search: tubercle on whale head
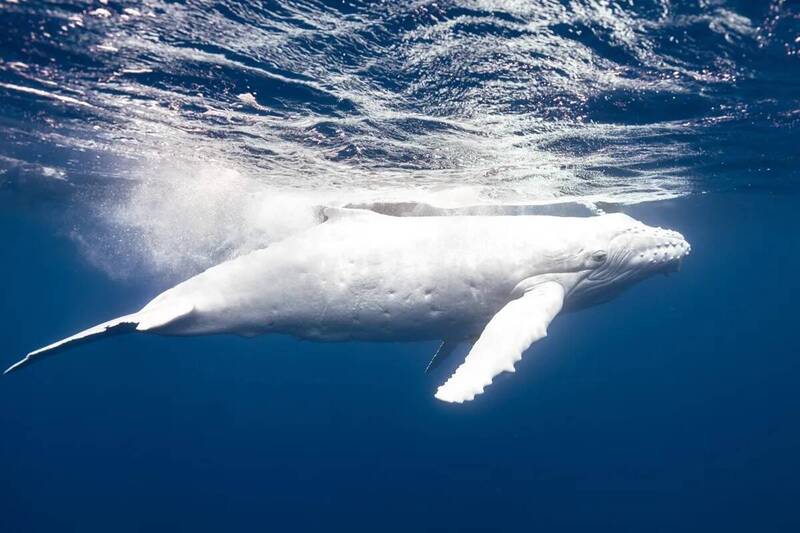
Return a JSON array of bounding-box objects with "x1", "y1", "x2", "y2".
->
[
  {"x1": 605, "y1": 220, "x2": 690, "y2": 273},
  {"x1": 565, "y1": 214, "x2": 691, "y2": 307},
  {"x1": 629, "y1": 227, "x2": 691, "y2": 273}
]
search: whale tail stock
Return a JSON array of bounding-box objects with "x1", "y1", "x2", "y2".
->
[{"x1": 4, "y1": 301, "x2": 194, "y2": 375}]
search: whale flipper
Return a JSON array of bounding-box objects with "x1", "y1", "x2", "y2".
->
[
  {"x1": 4, "y1": 301, "x2": 194, "y2": 374},
  {"x1": 434, "y1": 281, "x2": 564, "y2": 403}
]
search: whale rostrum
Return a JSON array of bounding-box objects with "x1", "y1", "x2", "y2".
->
[{"x1": 5, "y1": 208, "x2": 691, "y2": 403}]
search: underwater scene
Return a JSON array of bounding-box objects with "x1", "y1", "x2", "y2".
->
[{"x1": 1, "y1": 0, "x2": 799, "y2": 531}]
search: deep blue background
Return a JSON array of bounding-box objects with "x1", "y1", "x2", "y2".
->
[{"x1": 2, "y1": 192, "x2": 799, "y2": 532}]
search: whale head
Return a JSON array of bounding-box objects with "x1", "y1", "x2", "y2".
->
[{"x1": 566, "y1": 213, "x2": 691, "y2": 308}]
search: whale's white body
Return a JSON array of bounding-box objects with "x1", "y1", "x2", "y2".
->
[
  {"x1": 7, "y1": 209, "x2": 691, "y2": 403},
  {"x1": 155, "y1": 211, "x2": 584, "y2": 340}
]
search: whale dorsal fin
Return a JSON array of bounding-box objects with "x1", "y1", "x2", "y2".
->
[
  {"x1": 434, "y1": 281, "x2": 565, "y2": 403},
  {"x1": 322, "y1": 207, "x2": 381, "y2": 223}
]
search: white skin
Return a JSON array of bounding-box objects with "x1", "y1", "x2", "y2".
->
[{"x1": 6, "y1": 209, "x2": 690, "y2": 403}]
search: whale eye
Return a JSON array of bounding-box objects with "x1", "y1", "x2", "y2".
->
[{"x1": 592, "y1": 250, "x2": 607, "y2": 264}]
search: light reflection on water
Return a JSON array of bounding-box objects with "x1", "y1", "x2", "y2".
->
[{"x1": 0, "y1": 0, "x2": 798, "y2": 275}]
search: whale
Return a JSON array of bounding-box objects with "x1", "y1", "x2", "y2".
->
[{"x1": 4, "y1": 208, "x2": 690, "y2": 403}]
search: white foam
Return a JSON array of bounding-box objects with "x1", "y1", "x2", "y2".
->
[
  {"x1": 99, "y1": 162, "x2": 322, "y2": 276},
  {"x1": 0, "y1": 82, "x2": 95, "y2": 108}
]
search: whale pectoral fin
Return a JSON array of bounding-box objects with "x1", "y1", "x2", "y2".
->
[
  {"x1": 434, "y1": 281, "x2": 565, "y2": 404},
  {"x1": 425, "y1": 340, "x2": 459, "y2": 375}
]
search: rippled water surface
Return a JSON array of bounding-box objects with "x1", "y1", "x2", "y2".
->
[{"x1": 2, "y1": 0, "x2": 799, "y2": 275}]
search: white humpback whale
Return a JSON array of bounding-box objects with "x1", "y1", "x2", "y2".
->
[{"x1": 5, "y1": 209, "x2": 690, "y2": 403}]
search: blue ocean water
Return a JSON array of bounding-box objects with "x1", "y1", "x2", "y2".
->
[{"x1": 1, "y1": 1, "x2": 799, "y2": 531}]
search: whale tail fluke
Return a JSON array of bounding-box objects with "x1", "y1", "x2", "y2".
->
[{"x1": 4, "y1": 301, "x2": 194, "y2": 375}]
